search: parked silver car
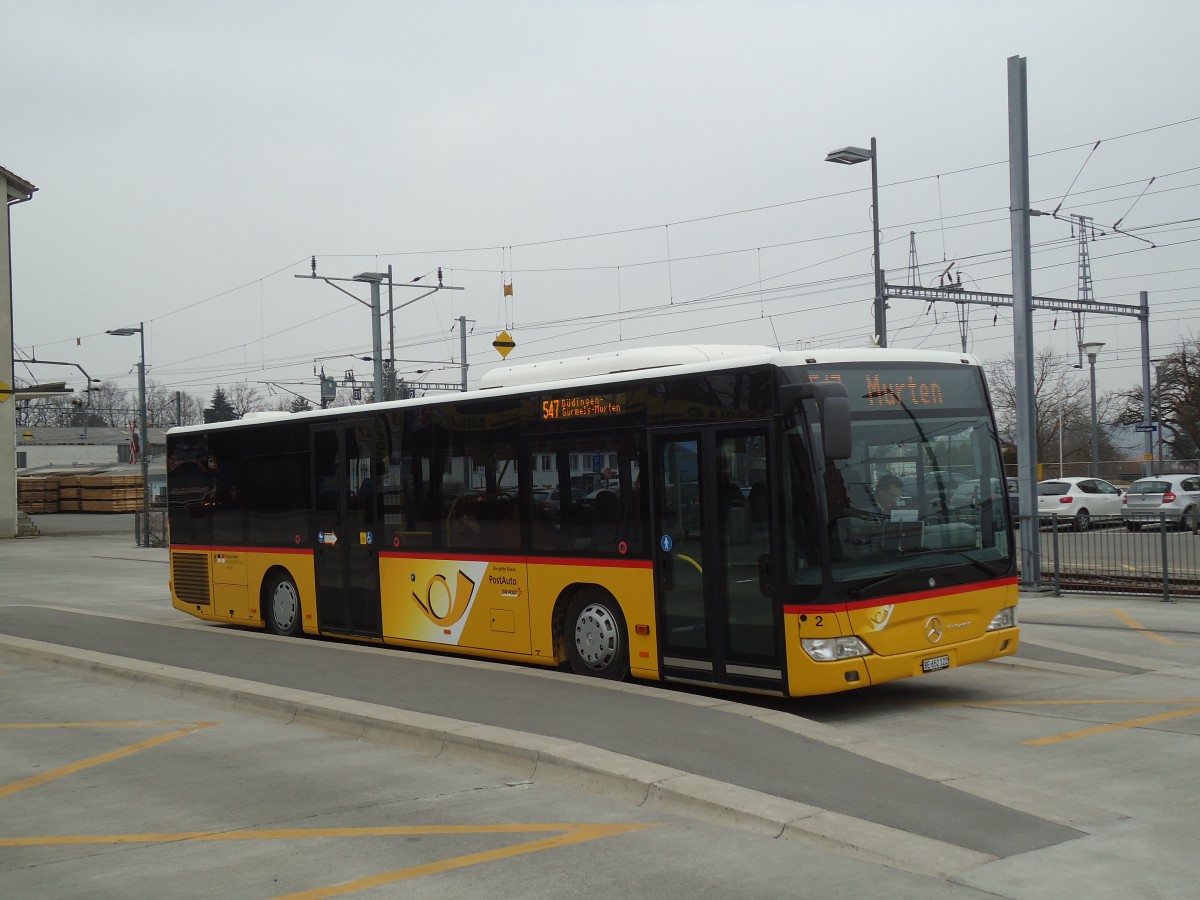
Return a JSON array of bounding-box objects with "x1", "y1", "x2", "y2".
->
[{"x1": 1121, "y1": 474, "x2": 1200, "y2": 531}]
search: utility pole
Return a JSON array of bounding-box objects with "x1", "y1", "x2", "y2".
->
[
  {"x1": 1008, "y1": 54, "x2": 1042, "y2": 589},
  {"x1": 360, "y1": 273, "x2": 385, "y2": 403},
  {"x1": 459, "y1": 315, "x2": 468, "y2": 391},
  {"x1": 1139, "y1": 291, "x2": 1154, "y2": 477},
  {"x1": 296, "y1": 265, "x2": 463, "y2": 404},
  {"x1": 387, "y1": 264, "x2": 395, "y2": 401},
  {"x1": 1070, "y1": 214, "x2": 1096, "y2": 368}
]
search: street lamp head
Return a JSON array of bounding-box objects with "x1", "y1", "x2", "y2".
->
[
  {"x1": 353, "y1": 272, "x2": 387, "y2": 283},
  {"x1": 825, "y1": 145, "x2": 873, "y2": 165},
  {"x1": 1081, "y1": 341, "x2": 1106, "y2": 359},
  {"x1": 106, "y1": 326, "x2": 142, "y2": 336}
]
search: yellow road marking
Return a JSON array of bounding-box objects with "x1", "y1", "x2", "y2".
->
[
  {"x1": 957, "y1": 698, "x2": 1200, "y2": 744},
  {"x1": 0, "y1": 722, "x2": 216, "y2": 799},
  {"x1": 0, "y1": 823, "x2": 655, "y2": 847},
  {"x1": 967, "y1": 698, "x2": 1200, "y2": 707},
  {"x1": 0, "y1": 822, "x2": 659, "y2": 898},
  {"x1": 0, "y1": 721, "x2": 659, "y2": 895},
  {"x1": 277, "y1": 823, "x2": 657, "y2": 899},
  {"x1": 1108, "y1": 608, "x2": 1176, "y2": 645},
  {"x1": 0, "y1": 721, "x2": 198, "y2": 729},
  {"x1": 1025, "y1": 705, "x2": 1200, "y2": 745}
]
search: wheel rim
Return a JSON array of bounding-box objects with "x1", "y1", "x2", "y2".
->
[
  {"x1": 574, "y1": 602, "x2": 620, "y2": 671},
  {"x1": 1076, "y1": 510, "x2": 1090, "y2": 530},
  {"x1": 1183, "y1": 509, "x2": 1194, "y2": 531},
  {"x1": 272, "y1": 581, "x2": 299, "y2": 632}
]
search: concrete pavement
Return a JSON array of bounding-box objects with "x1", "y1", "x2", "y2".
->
[{"x1": 3, "y1": 513, "x2": 1200, "y2": 896}]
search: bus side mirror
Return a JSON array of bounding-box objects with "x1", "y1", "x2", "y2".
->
[
  {"x1": 820, "y1": 395, "x2": 851, "y2": 460},
  {"x1": 780, "y1": 382, "x2": 852, "y2": 461}
]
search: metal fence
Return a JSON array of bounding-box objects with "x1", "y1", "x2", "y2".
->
[
  {"x1": 133, "y1": 510, "x2": 168, "y2": 548},
  {"x1": 1020, "y1": 513, "x2": 1199, "y2": 601}
]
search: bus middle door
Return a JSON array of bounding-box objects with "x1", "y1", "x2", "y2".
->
[
  {"x1": 312, "y1": 421, "x2": 384, "y2": 638},
  {"x1": 651, "y1": 426, "x2": 782, "y2": 691}
]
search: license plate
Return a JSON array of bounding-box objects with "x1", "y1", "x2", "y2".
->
[{"x1": 921, "y1": 655, "x2": 950, "y2": 673}]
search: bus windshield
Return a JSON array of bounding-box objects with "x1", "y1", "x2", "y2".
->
[{"x1": 785, "y1": 362, "x2": 1012, "y2": 594}]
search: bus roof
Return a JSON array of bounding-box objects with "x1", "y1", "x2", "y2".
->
[{"x1": 168, "y1": 344, "x2": 980, "y2": 435}]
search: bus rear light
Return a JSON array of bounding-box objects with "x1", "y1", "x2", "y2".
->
[{"x1": 801, "y1": 636, "x2": 871, "y2": 662}]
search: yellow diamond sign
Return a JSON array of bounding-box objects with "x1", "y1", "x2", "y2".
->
[
  {"x1": 493, "y1": 330, "x2": 516, "y2": 359},
  {"x1": 0, "y1": 379, "x2": 10, "y2": 403}
]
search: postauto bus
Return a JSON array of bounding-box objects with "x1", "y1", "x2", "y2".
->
[{"x1": 167, "y1": 345, "x2": 1018, "y2": 696}]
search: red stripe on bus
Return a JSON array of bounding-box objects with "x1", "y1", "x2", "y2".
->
[{"x1": 783, "y1": 576, "x2": 1017, "y2": 615}]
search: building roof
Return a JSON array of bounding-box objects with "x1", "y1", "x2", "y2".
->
[
  {"x1": 2, "y1": 165, "x2": 37, "y2": 201},
  {"x1": 18, "y1": 461, "x2": 167, "y2": 479},
  {"x1": 16, "y1": 426, "x2": 169, "y2": 446}
]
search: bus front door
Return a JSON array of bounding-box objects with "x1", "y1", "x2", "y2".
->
[
  {"x1": 651, "y1": 428, "x2": 782, "y2": 691},
  {"x1": 312, "y1": 421, "x2": 384, "y2": 638}
]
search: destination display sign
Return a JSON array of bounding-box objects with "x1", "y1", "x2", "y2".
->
[
  {"x1": 801, "y1": 364, "x2": 985, "y2": 413},
  {"x1": 540, "y1": 393, "x2": 626, "y2": 421}
]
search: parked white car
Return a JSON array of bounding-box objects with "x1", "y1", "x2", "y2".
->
[
  {"x1": 1121, "y1": 474, "x2": 1200, "y2": 531},
  {"x1": 1036, "y1": 477, "x2": 1124, "y2": 531}
]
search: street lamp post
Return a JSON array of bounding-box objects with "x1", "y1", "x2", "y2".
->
[
  {"x1": 107, "y1": 323, "x2": 150, "y2": 547},
  {"x1": 826, "y1": 137, "x2": 885, "y2": 347},
  {"x1": 1082, "y1": 340, "x2": 1105, "y2": 478},
  {"x1": 1152, "y1": 358, "x2": 1165, "y2": 472}
]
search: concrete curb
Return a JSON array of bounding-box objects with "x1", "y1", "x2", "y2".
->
[{"x1": 0, "y1": 633, "x2": 991, "y2": 878}]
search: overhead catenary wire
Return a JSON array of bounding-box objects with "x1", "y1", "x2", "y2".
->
[{"x1": 22, "y1": 114, "x2": 1200, "y2": 402}]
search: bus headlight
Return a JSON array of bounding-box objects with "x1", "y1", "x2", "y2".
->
[
  {"x1": 801, "y1": 636, "x2": 872, "y2": 662},
  {"x1": 987, "y1": 606, "x2": 1017, "y2": 631}
]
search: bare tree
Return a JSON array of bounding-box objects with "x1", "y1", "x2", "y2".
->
[
  {"x1": 81, "y1": 380, "x2": 132, "y2": 427},
  {"x1": 268, "y1": 393, "x2": 312, "y2": 413},
  {"x1": 1111, "y1": 339, "x2": 1200, "y2": 461},
  {"x1": 226, "y1": 382, "x2": 264, "y2": 419},
  {"x1": 985, "y1": 349, "x2": 1119, "y2": 472},
  {"x1": 14, "y1": 395, "x2": 70, "y2": 427},
  {"x1": 144, "y1": 379, "x2": 204, "y2": 427},
  {"x1": 177, "y1": 392, "x2": 206, "y2": 426}
]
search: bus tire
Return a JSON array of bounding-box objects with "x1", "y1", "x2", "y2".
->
[
  {"x1": 265, "y1": 570, "x2": 303, "y2": 636},
  {"x1": 565, "y1": 589, "x2": 629, "y2": 681}
]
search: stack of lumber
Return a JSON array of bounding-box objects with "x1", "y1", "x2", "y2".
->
[
  {"x1": 58, "y1": 476, "x2": 83, "y2": 512},
  {"x1": 17, "y1": 473, "x2": 145, "y2": 514},
  {"x1": 81, "y1": 474, "x2": 143, "y2": 513},
  {"x1": 16, "y1": 477, "x2": 59, "y2": 514}
]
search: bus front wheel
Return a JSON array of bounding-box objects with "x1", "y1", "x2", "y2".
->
[
  {"x1": 265, "y1": 571, "x2": 303, "y2": 636},
  {"x1": 565, "y1": 590, "x2": 629, "y2": 681}
]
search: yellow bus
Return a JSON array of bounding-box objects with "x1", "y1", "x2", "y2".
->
[{"x1": 167, "y1": 345, "x2": 1018, "y2": 696}]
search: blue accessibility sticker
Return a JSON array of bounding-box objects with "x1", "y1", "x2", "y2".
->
[{"x1": 660, "y1": 534, "x2": 673, "y2": 552}]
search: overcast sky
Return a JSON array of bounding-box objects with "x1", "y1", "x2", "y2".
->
[{"x1": 5, "y1": 1, "x2": 1199, "y2": 409}]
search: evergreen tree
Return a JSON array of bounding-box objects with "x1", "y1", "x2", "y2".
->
[
  {"x1": 204, "y1": 386, "x2": 238, "y2": 423},
  {"x1": 289, "y1": 396, "x2": 313, "y2": 413}
]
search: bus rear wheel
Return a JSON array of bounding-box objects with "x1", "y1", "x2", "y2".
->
[
  {"x1": 265, "y1": 571, "x2": 303, "y2": 636},
  {"x1": 565, "y1": 590, "x2": 629, "y2": 681}
]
